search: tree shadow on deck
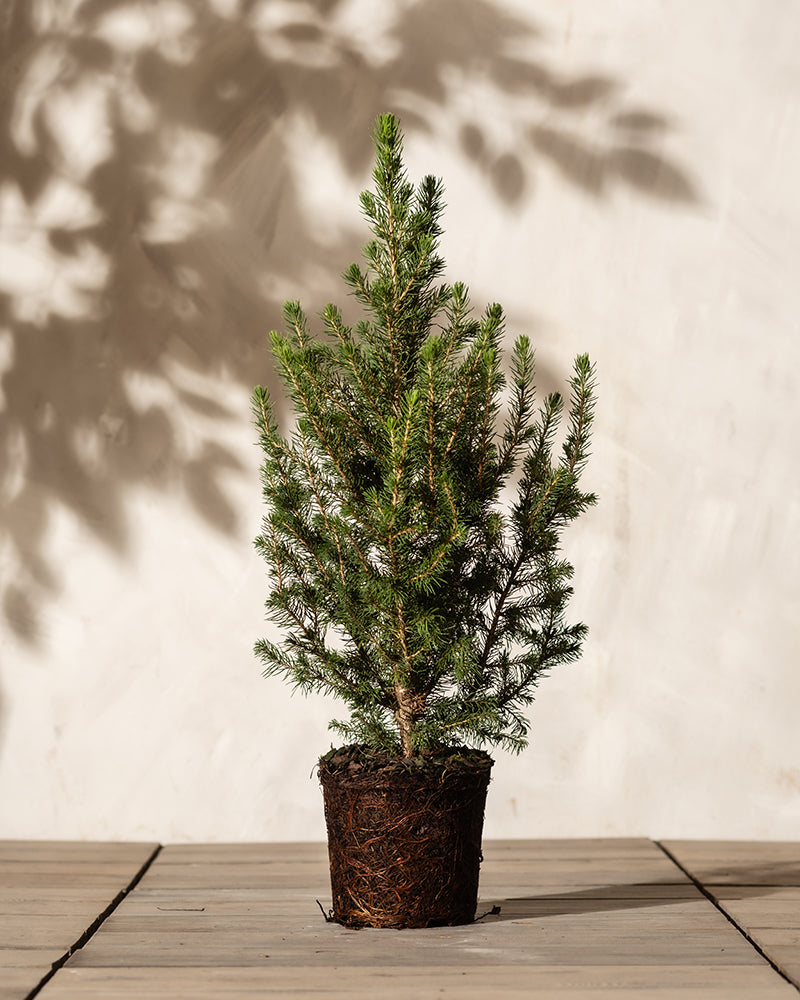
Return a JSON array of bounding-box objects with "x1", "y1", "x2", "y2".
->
[
  {"x1": 482, "y1": 882, "x2": 701, "y2": 921},
  {"x1": 481, "y1": 859, "x2": 800, "y2": 921}
]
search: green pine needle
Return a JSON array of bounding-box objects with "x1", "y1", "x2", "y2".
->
[{"x1": 253, "y1": 113, "x2": 597, "y2": 757}]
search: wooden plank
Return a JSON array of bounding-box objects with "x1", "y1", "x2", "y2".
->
[
  {"x1": 64, "y1": 841, "x2": 765, "y2": 974},
  {"x1": 778, "y1": 960, "x2": 800, "y2": 990},
  {"x1": 758, "y1": 947, "x2": 800, "y2": 986},
  {"x1": 661, "y1": 840, "x2": 800, "y2": 886},
  {"x1": 83, "y1": 901, "x2": 738, "y2": 937},
  {"x1": 0, "y1": 891, "x2": 117, "y2": 916},
  {"x1": 663, "y1": 840, "x2": 800, "y2": 990},
  {"x1": 6, "y1": 840, "x2": 797, "y2": 998},
  {"x1": 66, "y1": 936, "x2": 765, "y2": 969},
  {"x1": 1, "y1": 915, "x2": 109, "y2": 949},
  {"x1": 484, "y1": 838, "x2": 665, "y2": 859},
  {"x1": 481, "y1": 861, "x2": 691, "y2": 884},
  {"x1": 0, "y1": 872, "x2": 148, "y2": 891},
  {"x1": 0, "y1": 862, "x2": 152, "y2": 876},
  {"x1": 37, "y1": 964, "x2": 800, "y2": 999},
  {"x1": 135, "y1": 864, "x2": 331, "y2": 892},
  {"x1": 159, "y1": 843, "x2": 329, "y2": 864},
  {"x1": 714, "y1": 887, "x2": 800, "y2": 930},
  {"x1": 479, "y1": 884, "x2": 703, "y2": 907},
  {"x1": 119, "y1": 888, "x2": 329, "y2": 911},
  {"x1": 0, "y1": 968, "x2": 51, "y2": 1000},
  {"x1": 750, "y1": 929, "x2": 800, "y2": 947},
  {"x1": 67, "y1": 897, "x2": 764, "y2": 968},
  {"x1": 0, "y1": 948, "x2": 65, "y2": 968},
  {"x1": 0, "y1": 842, "x2": 158, "y2": 864},
  {"x1": 661, "y1": 841, "x2": 800, "y2": 862},
  {"x1": 0, "y1": 841, "x2": 159, "y2": 1000},
  {"x1": 123, "y1": 843, "x2": 691, "y2": 910},
  {"x1": 0, "y1": 862, "x2": 156, "y2": 891},
  {"x1": 113, "y1": 886, "x2": 704, "y2": 923},
  {"x1": 747, "y1": 931, "x2": 800, "y2": 985}
]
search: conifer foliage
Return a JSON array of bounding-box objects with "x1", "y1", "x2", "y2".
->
[{"x1": 253, "y1": 114, "x2": 597, "y2": 758}]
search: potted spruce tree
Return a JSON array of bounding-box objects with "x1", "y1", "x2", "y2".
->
[{"x1": 253, "y1": 114, "x2": 597, "y2": 929}]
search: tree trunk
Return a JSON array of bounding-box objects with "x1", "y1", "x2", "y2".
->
[{"x1": 395, "y1": 684, "x2": 423, "y2": 757}]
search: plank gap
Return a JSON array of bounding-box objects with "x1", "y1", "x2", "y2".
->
[
  {"x1": 21, "y1": 844, "x2": 163, "y2": 1000},
  {"x1": 656, "y1": 840, "x2": 800, "y2": 994}
]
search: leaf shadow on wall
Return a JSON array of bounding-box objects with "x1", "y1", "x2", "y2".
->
[{"x1": 0, "y1": 0, "x2": 702, "y2": 658}]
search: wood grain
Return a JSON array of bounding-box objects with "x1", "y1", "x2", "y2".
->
[
  {"x1": 664, "y1": 839, "x2": 800, "y2": 989},
  {"x1": 2, "y1": 840, "x2": 798, "y2": 998},
  {"x1": 0, "y1": 841, "x2": 158, "y2": 1000}
]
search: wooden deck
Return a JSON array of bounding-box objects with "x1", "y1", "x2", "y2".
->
[{"x1": 1, "y1": 839, "x2": 798, "y2": 998}]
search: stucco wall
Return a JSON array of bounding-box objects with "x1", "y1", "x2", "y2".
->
[{"x1": 1, "y1": 0, "x2": 798, "y2": 842}]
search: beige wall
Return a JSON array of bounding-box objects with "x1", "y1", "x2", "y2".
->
[{"x1": 1, "y1": 0, "x2": 798, "y2": 842}]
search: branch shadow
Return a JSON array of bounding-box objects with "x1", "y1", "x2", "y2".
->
[
  {"x1": 480, "y1": 869, "x2": 794, "y2": 923},
  {"x1": 480, "y1": 881, "x2": 703, "y2": 921},
  {"x1": 0, "y1": 0, "x2": 702, "y2": 665},
  {"x1": 682, "y1": 859, "x2": 800, "y2": 889}
]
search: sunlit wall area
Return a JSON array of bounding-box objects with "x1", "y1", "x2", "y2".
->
[{"x1": 1, "y1": 0, "x2": 798, "y2": 842}]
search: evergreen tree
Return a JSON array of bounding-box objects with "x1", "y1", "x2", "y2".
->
[{"x1": 253, "y1": 113, "x2": 597, "y2": 759}]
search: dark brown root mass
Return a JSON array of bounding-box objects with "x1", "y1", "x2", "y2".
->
[{"x1": 318, "y1": 745, "x2": 493, "y2": 929}]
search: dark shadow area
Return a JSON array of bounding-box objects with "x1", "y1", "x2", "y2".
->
[
  {"x1": 682, "y1": 860, "x2": 800, "y2": 889},
  {"x1": 0, "y1": 0, "x2": 702, "y2": 654},
  {"x1": 481, "y1": 881, "x2": 703, "y2": 921},
  {"x1": 480, "y1": 870, "x2": 792, "y2": 922},
  {"x1": 659, "y1": 842, "x2": 800, "y2": 889}
]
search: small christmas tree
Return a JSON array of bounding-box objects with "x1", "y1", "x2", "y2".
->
[{"x1": 253, "y1": 113, "x2": 596, "y2": 760}]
